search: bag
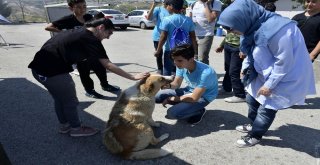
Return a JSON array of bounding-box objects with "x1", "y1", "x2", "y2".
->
[{"x1": 169, "y1": 19, "x2": 190, "y2": 49}]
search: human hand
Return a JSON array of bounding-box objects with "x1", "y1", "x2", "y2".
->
[
  {"x1": 162, "y1": 96, "x2": 179, "y2": 108},
  {"x1": 257, "y1": 86, "x2": 271, "y2": 97},
  {"x1": 154, "y1": 51, "x2": 161, "y2": 57},
  {"x1": 215, "y1": 46, "x2": 223, "y2": 53},
  {"x1": 239, "y1": 52, "x2": 246, "y2": 59},
  {"x1": 133, "y1": 72, "x2": 150, "y2": 80},
  {"x1": 161, "y1": 83, "x2": 171, "y2": 89}
]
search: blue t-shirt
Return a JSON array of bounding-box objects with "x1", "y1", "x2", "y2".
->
[
  {"x1": 152, "y1": 6, "x2": 170, "y2": 41},
  {"x1": 160, "y1": 14, "x2": 195, "y2": 51},
  {"x1": 176, "y1": 61, "x2": 218, "y2": 102}
]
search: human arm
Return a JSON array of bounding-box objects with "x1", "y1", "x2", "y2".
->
[
  {"x1": 204, "y1": 0, "x2": 221, "y2": 23},
  {"x1": 45, "y1": 23, "x2": 62, "y2": 32},
  {"x1": 154, "y1": 31, "x2": 168, "y2": 57},
  {"x1": 215, "y1": 38, "x2": 225, "y2": 53},
  {"x1": 310, "y1": 41, "x2": 320, "y2": 61},
  {"x1": 189, "y1": 31, "x2": 198, "y2": 56},
  {"x1": 146, "y1": 2, "x2": 158, "y2": 21},
  {"x1": 99, "y1": 58, "x2": 149, "y2": 80}
]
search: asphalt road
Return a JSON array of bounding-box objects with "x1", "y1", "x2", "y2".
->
[{"x1": 0, "y1": 24, "x2": 319, "y2": 165}]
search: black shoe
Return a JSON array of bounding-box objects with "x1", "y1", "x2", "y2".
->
[
  {"x1": 102, "y1": 84, "x2": 121, "y2": 92},
  {"x1": 85, "y1": 90, "x2": 104, "y2": 99},
  {"x1": 187, "y1": 109, "x2": 206, "y2": 126}
]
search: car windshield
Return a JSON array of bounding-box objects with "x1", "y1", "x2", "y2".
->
[{"x1": 101, "y1": 10, "x2": 123, "y2": 14}]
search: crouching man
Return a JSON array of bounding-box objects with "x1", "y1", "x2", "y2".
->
[{"x1": 155, "y1": 44, "x2": 218, "y2": 126}]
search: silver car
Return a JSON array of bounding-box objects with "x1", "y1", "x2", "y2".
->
[
  {"x1": 127, "y1": 10, "x2": 155, "y2": 29},
  {"x1": 88, "y1": 9, "x2": 129, "y2": 30}
]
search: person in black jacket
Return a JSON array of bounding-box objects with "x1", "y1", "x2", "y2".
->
[
  {"x1": 29, "y1": 18, "x2": 149, "y2": 137},
  {"x1": 45, "y1": 0, "x2": 120, "y2": 99}
]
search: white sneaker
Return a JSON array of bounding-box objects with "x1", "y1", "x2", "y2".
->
[
  {"x1": 236, "y1": 135, "x2": 260, "y2": 148},
  {"x1": 224, "y1": 96, "x2": 246, "y2": 103},
  {"x1": 236, "y1": 124, "x2": 252, "y2": 133}
]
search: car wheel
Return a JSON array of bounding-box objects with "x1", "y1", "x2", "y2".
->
[
  {"x1": 120, "y1": 26, "x2": 127, "y2": 30},
  {"x1": 140, "y1": 22, "x2": 147, "y2": 29}
]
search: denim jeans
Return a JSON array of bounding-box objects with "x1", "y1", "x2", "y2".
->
[
  {"x1": 163, "y1": 50, "x2": 175, "y2": 76},
  {"x1": 246, "y1": 94, "x2": 277, "y2": 139},
  {"x1": 155, "y1": 88, "x2": 210, "y2": 119},
  {"x1": 32, "y1": 70, "x2": 81, "y2": 128},
  {"x1": 222, "y1": 43, "x2": 245, "y2": 98}
]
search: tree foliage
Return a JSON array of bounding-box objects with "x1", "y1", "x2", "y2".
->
[{"x1": 0, "y1": 0, "x2": 12, "y2": 17}]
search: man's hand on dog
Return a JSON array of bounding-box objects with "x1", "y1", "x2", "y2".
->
[
  {"x1": 133, "y1": 72, "x2": 150, "y2": 80},
  {"x1": 162, "y1": 96, "x2": 180, "y2": 108}
]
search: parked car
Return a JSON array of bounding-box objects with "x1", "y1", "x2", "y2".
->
[
  {"x1": 87, "y1": 9, "x2": 129, "y2": 30},
  {"x1": 127, "y1": 10, "x2": 155, "y2": 29}
]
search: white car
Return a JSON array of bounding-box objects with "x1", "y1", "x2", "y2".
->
[
  {"x1": 88, "y1": 9, "x2": 129, "y2": 30},
  {"x1": 127, "y1": 10, "x2": 155, "y2": 29}
]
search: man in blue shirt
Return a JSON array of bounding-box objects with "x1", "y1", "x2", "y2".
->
[
  {"x1": 154, "y1": 0, "x2": 198, "y2": 76},
  {"x1": 155, "y1": 44, "x2": 218, "y2": 125}
]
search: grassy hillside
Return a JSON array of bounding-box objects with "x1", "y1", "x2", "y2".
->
[{"x1": 7, "y1": 0, "x2": 152, "y2": 23}]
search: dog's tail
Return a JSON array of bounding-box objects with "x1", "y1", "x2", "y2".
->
[{"x1": 128, "y1": 148, "x2": 172, "y2": 160}]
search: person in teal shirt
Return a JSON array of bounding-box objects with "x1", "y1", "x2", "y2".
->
[{"x1": 155, "y1": 44, "x2": 218, "y2": 126}]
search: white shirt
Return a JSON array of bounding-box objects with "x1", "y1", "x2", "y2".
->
[
  {"x1": 191, "y1": 0, "x2": 222, "y2": 36},
  {"x1": 245, "y1": 23, "x2": 316, "y2": 110}
]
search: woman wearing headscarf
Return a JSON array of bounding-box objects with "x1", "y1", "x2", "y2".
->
[{"x1": 218, "y1": 0, "x2": 316, "y2": 147}]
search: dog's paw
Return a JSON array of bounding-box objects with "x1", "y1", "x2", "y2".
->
[{"x1": 159, "y1": 133, "x2": 169, "y2": 141}]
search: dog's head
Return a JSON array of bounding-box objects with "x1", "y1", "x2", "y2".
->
[{"x1": 139, "y1": 74, "x2": 174, "y2": 96}]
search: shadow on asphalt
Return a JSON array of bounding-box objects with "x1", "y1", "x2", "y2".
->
[
  {"x1": 0, "y1": 78, "x2": 191, "y2": 164},
  {"x1": 155, "y1": 110, "x2": 249, "y2": 140},
  {"x1": 291, "y1": 97, "x2": 320, "y2": 109},
  {"x1": 262, "y1": 124, "x2": 320, "y2": 158}
]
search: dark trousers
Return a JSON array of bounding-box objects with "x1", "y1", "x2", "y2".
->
[
  {"x1": 77, "y1": 59, "x2": 108, "y2": 92},
  {"x1": 153, "y1": 41, "x2": 163, "y2": 74},
  {"x1": 222, "y1": 44, "x2": 245, "y2": 98}
]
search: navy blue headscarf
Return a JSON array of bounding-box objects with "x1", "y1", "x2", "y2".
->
[{"x1": 217, "y1": 0, "x2": 294, "y2": 86}]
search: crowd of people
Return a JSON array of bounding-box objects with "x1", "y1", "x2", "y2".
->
[{"x1": 28, "y1": 0, "x2": 318, "y2": 149}]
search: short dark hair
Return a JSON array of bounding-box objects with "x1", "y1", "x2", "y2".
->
[
  {"x1": 264, "y1": 2, "x2": 276, "y2": 12},
  {"x1": 170, "y1": 44, "x2": 194, "y2": 60},
  {"x1": 67, "y1": 0, "x2": 86, "y2": 7},
  {"x1": 85, "y1": 18, "x2": 115, "y2": 30},
  {"x1": 164, "y1": 0, "x2": 184, "y2": 10},
  {"x1": 94, "y1": 12, "x2": 105, "y2": 19}
]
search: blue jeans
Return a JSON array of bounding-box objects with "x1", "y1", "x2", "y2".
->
[
  {"x1": 32, "y1": 70, "x2": 81, "y2": 128},
  {"x1": 155, "y1": 88, "x2": 210, "y2": 119},
  {"x1": 246, "y1": 94, "x2": 277, "y2": 139},
  {"x1": 163, "y1": 50, "x2": 175, "y2": 76}
]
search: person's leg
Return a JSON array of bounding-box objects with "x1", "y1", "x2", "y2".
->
[
  {"x1": 154, "y1": 41, "x2": 163, "y2": 75},
  {"x1": 246, "y1": 94, "x2": 260, "y2": 122},
  {"x1": 222, "y1": 45, "x2": 232, "y2": 92},
  {"x1": 197, "y1": 36, "x2": 213, "y2": 65},
  {"x1": 163, "y1": 50, "x2": 173, "y2": 76},
  {"x1": 249, "y1": 107, "x2": 277, "y2": 139},
  {"x1": 166, "y1": 98, "x2": 209, "y2": 120},
  {"x1": 155, "y1": 88, "x2": 185, "y2": 103},
  {"x1": 77, "y1": 60, "x2": 94, "y2": 92},
  {"x1": 228, "y1": 45, "x2": 245, "y2": 98},
  {"x1": 32, "y1": 70, "x2": 81, "y2": 128},
  {"x1": 89, "y1": 58, "x2": 120, "y2": 92}
]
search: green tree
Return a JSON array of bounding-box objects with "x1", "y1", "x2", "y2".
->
[{"x1": 0, "y1": 0, "x2": 12, "y2": 17}]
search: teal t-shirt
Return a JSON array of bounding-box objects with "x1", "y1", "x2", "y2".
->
[
  {"x1": 152, "y1": 6, "x2": 170, "y2": 41},
  {"x1": 176, "y1": 61, "x2": 218, "y2": 102}
]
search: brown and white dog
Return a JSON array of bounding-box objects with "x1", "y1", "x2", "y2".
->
[{"x1": 103, "y1": 74, "x2": 174, "y2": 160}]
